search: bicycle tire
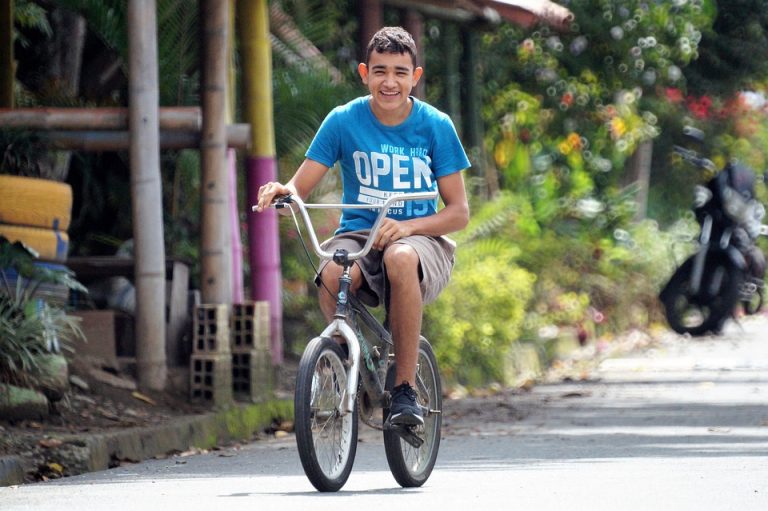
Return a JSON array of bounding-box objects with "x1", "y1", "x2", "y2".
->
[
  {"x1": 383, "y1": 337, "x2": 442, "y2": 487},
  {"x1": 294, "y1": 336, "x2": 358, "y2": 492}
]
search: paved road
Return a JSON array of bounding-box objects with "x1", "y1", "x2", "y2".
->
[{"x1": 2, "y1": 317, "x2": 767, "y2": 510}]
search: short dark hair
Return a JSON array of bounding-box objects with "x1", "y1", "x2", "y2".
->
[{"x1": 365, "y1": 26, "x2": 418, "y2": 67}]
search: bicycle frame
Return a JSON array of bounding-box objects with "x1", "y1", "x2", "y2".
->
[{"x1": 256, "y1": 191, "x2": 438, "y2": 415}]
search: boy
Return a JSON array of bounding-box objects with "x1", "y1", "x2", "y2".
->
[{"x1": 256, "y1": 26, "x2": 470, "y2": 426}]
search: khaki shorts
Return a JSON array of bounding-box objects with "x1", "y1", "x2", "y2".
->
[{"x1": 315, "y1": 230, "x2": 456, "y2": 307}]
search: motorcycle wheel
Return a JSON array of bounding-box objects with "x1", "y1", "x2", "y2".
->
[
  {"x1": 661, "y1": 254, "x2": 743, "y2": 336},
  {"x1": 742, "y1": 286, "x2": 763, "y2": 315}
]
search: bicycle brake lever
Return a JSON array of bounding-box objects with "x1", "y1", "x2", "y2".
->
[{"x1": 273, "y1": 195, "x2": 294, "y2": 209}]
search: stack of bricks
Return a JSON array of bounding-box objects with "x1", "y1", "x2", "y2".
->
[
  {"x1": 230, "y1": 301, "x2": 272, "y2": 402},
  {"x1": 189, "y1": 304, "x2": 233, "y2": 405}
]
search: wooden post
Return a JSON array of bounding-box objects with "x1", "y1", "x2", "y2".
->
[
  {"x1": 443, "y1": 22, "x2": 461, "y2": 134},
  {"x1": 127, "y1": 0, "x2": 167, "y2": 391},
  {"x1": 0, "y1": 0, "x2": 13, "y2": 108},
  {"x1": 403, "y1": 9, "x2": 425, "y2": 99},
  {"x1": 462, "y1": 27, "x2": 482, "y2": 152},
  {"x1": 624, "y1": 140, "x2": 653, "y2": 221},
  {"x1": 0, "y1": 107, "x2": 203, "y2": 130},
  {"x1": 200, "y1": 0, "x2": 233, "y2": 306},
  {"x1": 358, "y1": 0, "x2": 382, "y2": 62}
]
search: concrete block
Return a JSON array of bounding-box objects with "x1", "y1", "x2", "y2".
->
[
  {"x1": 192, "y1": 304, "x2": 230, "y2": 354},
  {"x1": 71, "y1": 310, "x2": 134, "y2": 368},
  {"x1": 231, "y1": 350, "x2": 273, "y2": 402},
  {"x1": 230, "y1": 301, "x2": 269, "y2": 353},
  {"x1": 189, "y1": 353, "x2": 232, "y2": 405}
]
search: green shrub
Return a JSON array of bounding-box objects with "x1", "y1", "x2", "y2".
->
[
  {"x1": 0, "y1": 237, "x2": 85, "y2": 389},
  {"x1": 424, "y1": 239, "x2": 535, "y2": 387}
]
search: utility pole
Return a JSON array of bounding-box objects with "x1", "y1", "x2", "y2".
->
[{"x1": 238, "y1": 0, "x2": 283, "y2": 364}]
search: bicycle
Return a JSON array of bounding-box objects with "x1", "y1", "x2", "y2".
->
[{"x1": 256, "y1": 191, "x2": 443, "y2": 492}]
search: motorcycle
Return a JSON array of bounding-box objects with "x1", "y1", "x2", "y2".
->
[{"x1": 660, "y1": 127, "x2": 767, "y2": 336}]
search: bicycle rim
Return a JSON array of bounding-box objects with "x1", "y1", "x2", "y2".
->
[
  {"x1": 294, "y1": 337, "x2": 358, "y2": 492},
  {"x1": 383, "y1": 337, "x2": 442, "y2": 487}
]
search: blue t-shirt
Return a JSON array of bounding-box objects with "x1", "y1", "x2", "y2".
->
[{"x1": 306, "y1": 96, "x2": 471, "y2": 233}]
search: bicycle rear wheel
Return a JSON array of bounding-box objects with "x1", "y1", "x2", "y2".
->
[
  {"x1": 383, "y1": 337, "x2": 442, "y2": 487},
  {"x1": 294, "y1": 336, "x2": 358, "y2": 492}
]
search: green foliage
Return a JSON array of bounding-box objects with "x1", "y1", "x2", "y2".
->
[
  {"x1": 0, "y1": 237, "x2": 85, "y2": 389},
  {"x1": 0, "y1": 287, "x2": 82, "y2": 389},
  {"x1": 0, "y1": 128, "x2": 47, "y2": 177},
  {"x1": 13, "y1": 0, "x2": 52, "y2": 47},
  {"x1": 685, "y1": 0, "x2": 768, "y2": 96},
  {"x1": 424, "y1": 238, "x2": 535, "y2": 387}
]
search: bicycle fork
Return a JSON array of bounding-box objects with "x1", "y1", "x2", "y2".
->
[
  {"x1": 319, "y1": 319, "x2": 360, "y2": 415},
  {"x1": 322, "y1": 259, "x2": 361, "y2": 415}
]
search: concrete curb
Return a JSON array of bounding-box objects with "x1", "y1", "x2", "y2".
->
[
  {"x1": 0, "y1": 456, "x2": 25, "y2": 486},
  {"x1": 0, "y1": 399, "x2": 293, "y2": 487}
]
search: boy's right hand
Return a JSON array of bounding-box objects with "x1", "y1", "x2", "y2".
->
[{"x1": 255, "y1": 181, "x2": 291, "y2": 212}]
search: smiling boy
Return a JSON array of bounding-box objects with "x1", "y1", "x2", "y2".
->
[{"x1": 257, "y1": 26, "x2": 470, "y2": 426}]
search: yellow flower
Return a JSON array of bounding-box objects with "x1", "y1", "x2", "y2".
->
[
  {"x1": 610, "y1": 117, "x2": 627, "y2": 138},
  {"x1": 567, "y1": 132, "x2": 582, "y2": 150}
]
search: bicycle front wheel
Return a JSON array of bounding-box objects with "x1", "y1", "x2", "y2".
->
[
  {"x1": 383, "y1": 337, "x2": 442, "y2": 487},
  {"x1": 294, "y1": 336, "x2": 358, "y2": 492}
]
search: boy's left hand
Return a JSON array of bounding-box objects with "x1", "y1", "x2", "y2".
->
[{"x1": 373, "y1": 218, "x2": 413, "y2": 251}]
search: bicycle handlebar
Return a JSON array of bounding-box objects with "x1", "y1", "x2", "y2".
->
[{"x1": 252, "y1": 190, "x2": 439, "y2": 261}]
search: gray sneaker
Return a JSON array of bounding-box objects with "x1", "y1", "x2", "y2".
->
[{"x1": 387, "y1": 382, "x2": 424, "y2": 427}]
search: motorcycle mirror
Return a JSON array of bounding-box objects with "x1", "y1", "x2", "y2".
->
[{"x1": 682, "y1": 126, "x2": 706, "y2": 143}]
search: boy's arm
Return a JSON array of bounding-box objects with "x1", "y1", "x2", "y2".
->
[
  {"x1": 254, "y1": 158, "x2": 329, "y2": 212},
  {"x1": 373, "y1": 171, "x2": 469, "y2": 250}
]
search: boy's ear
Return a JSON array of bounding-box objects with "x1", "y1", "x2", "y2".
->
[
  {"x1": 413, "y1": 66, "x2": 424, "y2": 84},
  {"x1": 358, "y1": 62, "x2": 369, "y2": 84}
]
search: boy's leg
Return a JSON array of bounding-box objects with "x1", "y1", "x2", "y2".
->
[
  {"x1": 383, "y1": 244, "x2": 424, "y2": 426},
  {"x1": 317, "y1": 262, "x2": 364, "y2": 321},
  {"x1": 383, "y1": 244, "x2": 422, "y2": 386},
  {"x1": 384, "y1": 235, "x2": 454, "y2": 426}
]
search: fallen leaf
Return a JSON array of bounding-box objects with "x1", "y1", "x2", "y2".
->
[
  {"x1": 97, "y1": 408, "x2": 121, "y2": 421},
  {"x1": 39, "y1": 438, "x2": 63, "y2": 449},
  {"x1": 47, "y1": 462, "x2": 64, "y2": 474},
  {"x1": 275, "y1": 430, "x2": 290, "y2": 439},
  {"x1": 276, "y1": 420, "x2": 294, "y2": 432},
  {"x1": 131, "y1": 391, "x2": 157, "y2": 406}
]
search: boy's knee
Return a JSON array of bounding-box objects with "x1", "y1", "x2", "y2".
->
[{"x1": 383, "y1": 244, "x2": 419, "y2": 269}]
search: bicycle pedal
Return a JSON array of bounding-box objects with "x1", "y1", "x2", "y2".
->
[{"x1": 384, "y1": 423, "x2": 424, "y2": 448}]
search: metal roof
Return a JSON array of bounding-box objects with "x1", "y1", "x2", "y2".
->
[{"x1": 383, "y1": 0, "x2": 574, "y2": 30}]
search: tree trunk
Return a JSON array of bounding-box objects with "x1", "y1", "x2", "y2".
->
[
  {"x1": 0, "y1": 0, "x2": 13, "y2": 108},
  {"x1": 44, "y1": 6, "x2": 87, "y2": 182},
  {"x1": 127, "y1": 0, "x2": 167, "y2": 392}
]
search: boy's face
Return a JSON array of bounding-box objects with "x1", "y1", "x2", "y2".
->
[{"x1": 358, "y1": 50, "x2": 423, "y2": 121}]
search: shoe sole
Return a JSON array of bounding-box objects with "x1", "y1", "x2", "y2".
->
[{"x1": 387, "y1": 412, "x2": 424, "y2": 427}]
